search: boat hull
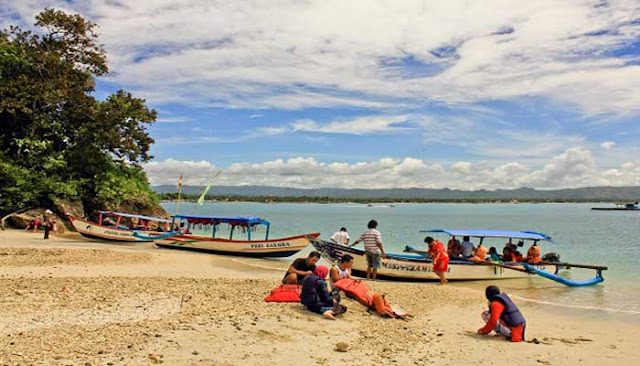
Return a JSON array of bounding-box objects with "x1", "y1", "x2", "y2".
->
[
  {"x1": 154, "y1": 233, "x2": 320, "y2": 258},
  {"x1": 311, "y1": 238, "x2": 560, "y2": 282},
  {"x1": 70, "y1": 216, "x2": 157, "y2": 242}
]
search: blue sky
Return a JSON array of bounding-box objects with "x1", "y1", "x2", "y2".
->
[{"x1": 5, "y1": 1, "x2": 640, "y2": 189}]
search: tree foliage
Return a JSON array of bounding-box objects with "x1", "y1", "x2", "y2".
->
[{"x1": 0, "y1": 8, "x2": 159, "y2": 216}]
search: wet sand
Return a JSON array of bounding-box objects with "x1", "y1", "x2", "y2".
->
[{"x1": 0, "y1": 230, "x2": 637, "y2": 365}]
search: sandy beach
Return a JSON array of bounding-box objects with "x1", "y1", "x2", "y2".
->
[{"x1": 0, "y1": 230, "x2": 637, "y2": 366}]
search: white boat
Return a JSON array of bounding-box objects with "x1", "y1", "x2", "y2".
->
[
  {"x1": 69, "y1": 211, "x2": 171, "y2": 242},
  {"x1": 149, "y1": 214, "x2": 320, "y2": 258},
  {"x1": 310, "y1": 229, "x2": 606, "y2": 285}
]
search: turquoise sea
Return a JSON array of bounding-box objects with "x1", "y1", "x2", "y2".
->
[{"x1": 162, "y1": 202, "x2": 640, "y2": 320}]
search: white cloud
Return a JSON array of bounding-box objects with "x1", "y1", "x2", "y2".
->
[
  {"x1": 600, "y1": 141, "x2": 616, "y2": 150},
  {"x1": 291, "y1": 115, "x2": 415, "y2": 135},
  {"x1": 155, "y1": 116, "x2": 192, "y2": 123},
  {"x1": 6, "y1": 1, "x2": 640, "y2": 115},
  {"x1": 145, "y1": 147, "x2": 640, "y2": 189},
  {"x1": 144, "y1": 158, "x2": 217, "y2": 185}
]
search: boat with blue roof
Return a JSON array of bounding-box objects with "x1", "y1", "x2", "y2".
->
[
  {"x1": 148, "y1": 214, "x2": 320, "y2": 258},
  {"x1": 310, "y1": 229, "x2": 607, "y2": 286}
]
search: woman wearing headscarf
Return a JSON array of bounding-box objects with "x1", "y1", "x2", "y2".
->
[{"x1": 300, "y1": 265, "x2": 346, "y2": 320}]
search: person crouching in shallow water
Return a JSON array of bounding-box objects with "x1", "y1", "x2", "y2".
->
[
  {"x1": 478, "y1": 285, "x2": 526, "y2": 342},
  {"x1": 301, "y1": 266, "x2": 346, "y2": 320}
]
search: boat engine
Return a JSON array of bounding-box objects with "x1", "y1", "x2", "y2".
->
[{"x1": 542, "y1": 252, "x2": 561, "y2": 263}]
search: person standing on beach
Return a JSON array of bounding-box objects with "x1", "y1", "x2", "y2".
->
[
  {"x1": 283, "y1": 251, "x2": 321, "y2": 284},
  {"x1": 43, "y1": 209, "x2": 53, "y2": 239},
  {"x1": 425, "y1": 236, "x2": 448, "y2": 284},
  {"x1": 478, "y1": 285, "x2": 526, "y2": 342},
  {"x1": 330, "y1": 227, "x2": 350, "y2": 246},
  {"x1": 350, "y1": 220, "x2": 386, "y2": 281}
]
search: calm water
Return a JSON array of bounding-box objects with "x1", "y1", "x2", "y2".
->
[{"x1": 162, "y1": 202, "x2": 640, "y2": 319}]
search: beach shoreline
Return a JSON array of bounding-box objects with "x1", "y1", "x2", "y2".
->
[{"x1": 0, "y1": 230, "x2": 637, "y2": 365}]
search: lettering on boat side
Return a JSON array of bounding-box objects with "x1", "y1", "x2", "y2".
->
[
  {"x1": 103, "y1": 230, "x2": 130, "y2": 237},
  {"x1": 381, "y1": 261, "x2": 451, "y2": 273},
  {"x1": 250, "y1": 242, "x2": 291, "y2": 249}
]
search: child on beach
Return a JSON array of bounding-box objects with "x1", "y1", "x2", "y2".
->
[
  {"x1": 478, "y1": 285, "x2": 526, "y2": 342},
  {"x1": 300, "y1": 266, "x2": 346, "y2": 320}
]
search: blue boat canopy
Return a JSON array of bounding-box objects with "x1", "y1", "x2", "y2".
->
[
  {"x1": 421, "y1": 229, "x2": 553, "y2": 242},
  {"x1": 173, "y1": 214, "x2": 270, "y2": 227},
  {"x1": 100, "y1": 211, "x2": 171, "y2": 223}
]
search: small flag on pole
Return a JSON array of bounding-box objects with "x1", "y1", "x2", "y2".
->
[
  {"x1": 197, "y1": 171, "x2": 222, "y2": 206},
  {"x1": 177, "y1": 174, "x2": 183, "y2": 189}
]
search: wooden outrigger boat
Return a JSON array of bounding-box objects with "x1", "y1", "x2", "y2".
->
[
  {"x1": 310, "y1": 229, "x2": 607, "y2": 286},
  {"x1": 142, "y1": 214, "x2": 320, "y2": 258},
  {"x1": 69, "y1": 211, "x2": 171, "y2": 242}
]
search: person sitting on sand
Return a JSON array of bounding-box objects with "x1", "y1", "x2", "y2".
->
[
  {"x1": 478, "y1": 285, "x2": 526, "y2": 342},
  {"x1": 488, "y1": 247, "x2": 501, "y2": 262},
  {"x1": 301, "y1": 265, "x2": 346, "y2": 320},
  {"x1": 447, "y1": 237, "x2": 462, "y2": 258},
  {"x1": 460, "y1": 236, "x2": 475, "y2": 259},
  {"x1": 470, "y1": 243, "x2": 488, "y2": 262},
  {"x1": 330, "y1": 254, "x2": 354, "y2": 289},
  {"x1": 525, "y1": 242, "x2": 541, "y2": 264},
  {"x1": 425, "y1": 236, "x2": 448, "y2": 284},
  {"x1": 283, "y1": 251, "x2": 321, "y2": 284}
]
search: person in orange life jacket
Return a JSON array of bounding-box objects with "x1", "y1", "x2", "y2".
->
[
  {"x1": 301, "y1": 265, "x2": 346, "y2": 320},
  {"x1": 512, "y1": 242, "x2": 524, "y2": 262},
  {"x1": 478, "y1": 285, "x2": 526, "y2": 342},
  {"x1": 425, "y1": 236, "x2": 449, "y2": 284},
  {"x1": 470, "y1": 243, "x2": 489, "y2": 262},
  {"x1": 283, "y1": 251, "x2": 320, "y2": 284},
  {"x1": 525, "y1": 242, "x2": 541, "y2": 264},
  {"x1": 330, "y1": 254, "x2": 354, "y2": 289}
]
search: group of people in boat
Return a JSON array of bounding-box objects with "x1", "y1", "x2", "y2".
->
[{"x1": 446, "y1": 236, "x2": 541, "y2": 264}]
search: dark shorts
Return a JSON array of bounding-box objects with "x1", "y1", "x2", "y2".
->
[{"x1": 366, "y1": 252, "x2": 382, "y2": 269}]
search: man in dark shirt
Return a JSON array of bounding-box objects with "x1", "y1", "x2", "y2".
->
[{"x1": 283, "y1": 251, "x2": 321, "y2": 284}]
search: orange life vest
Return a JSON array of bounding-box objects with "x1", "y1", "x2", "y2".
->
[
  {"x1": 333, "y1": 278, "x2": 374, "y2": 307},
  {"x1": 526, "y1": 245, "x2": 541, "y2": 264},
  {"x1": 264, "y1": 284, "x2": 302, "y2": 303}
]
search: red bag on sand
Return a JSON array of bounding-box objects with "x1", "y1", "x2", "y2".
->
[
  {"x1": 264, "y1": 284, "x2": 302, "y2": 303},
  {"x1": 333, "y1": 279, "x2": 374, "y2": 307}
]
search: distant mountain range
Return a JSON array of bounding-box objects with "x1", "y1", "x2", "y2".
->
[{"x1": 152, "y1": 185, "x2": 640, "y2": 201}]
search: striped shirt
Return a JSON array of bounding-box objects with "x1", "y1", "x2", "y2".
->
[{"x1": 359, "y1": 229, "x2": 382, "y2": 253}]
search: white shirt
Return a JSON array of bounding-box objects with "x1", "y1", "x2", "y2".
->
[{"x1": 331, "y1": 231, "x2": 350, "y2": 245}]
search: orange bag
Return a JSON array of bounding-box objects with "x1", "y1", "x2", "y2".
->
[
  {"x1": 372, "y1": 293, "x2": 396, "y2": 318},
  {"x1": 264, "y1": 284, "x2": 302, "y2": 303}
]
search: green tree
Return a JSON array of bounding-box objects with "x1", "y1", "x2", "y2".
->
[{"x1": 0, "y1": 8, "x2": 161, "y2": 217}]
